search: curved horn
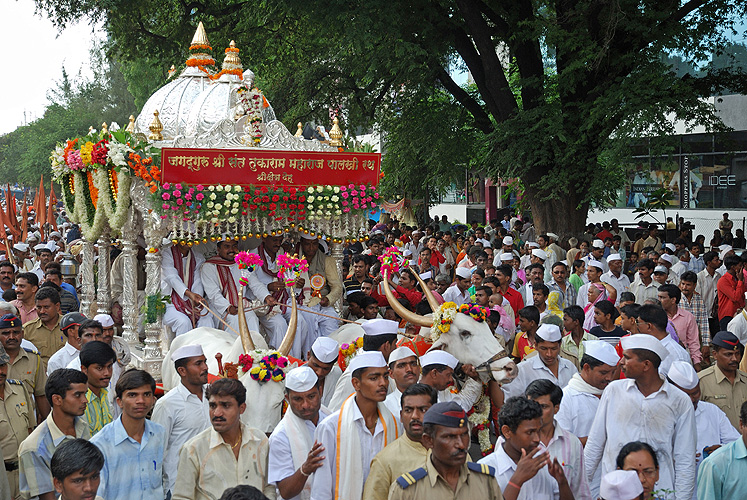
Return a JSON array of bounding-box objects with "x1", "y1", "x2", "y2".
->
[
  {"x1": 277, "y1": 291, "x2": 298, "y2": 356},
  {"x1": 237, "y1": 288, "x2": 255, "y2": 352},
  {"x1": 382, "y1": 270, "x2": 432, "y2": 327},
  {"x1": 412, "y1": 270, "x2": 441, "y2": 312}
]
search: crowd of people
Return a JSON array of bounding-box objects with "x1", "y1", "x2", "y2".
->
[{"x1": 1, "y1": 209, "x2": 747, "y2": 500}]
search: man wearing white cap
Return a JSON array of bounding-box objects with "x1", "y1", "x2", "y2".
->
[
  {"x1": 327, "y1": 319, "x2": 399, "y2": 411},
  {"x1": 547, "y1": 233, "x2": 566, "y2": 263},
  {"x1": 11, "y1": 243, "x2": 33, "y2": 272},
  {"x1": 161, "y1": 242, "x2": 214, "y2": 336},
  {"x1": 582, "y1": 240, "x2": 609, "y2": 274},
  {"x1": 667, "y1": 360, "x2": 739, "y2": 475},
  {"x1": 635, "y1": 304, "x2": 692, "y2": 377},
  {"x1": 31, "y1": 245, "x2": 53, "y2": 283},
  {"x1": 599, "y1": 470, "x2": 643, "y2": 500},
  {"x1": 152, "y1": 345, "x2": 211, "y2": 495},
  {"x1": 601, "y1": 254, "x2": 630, "y2": 306},
  {"x1": 576, "y1": 260, "x2": 606, "y2": 309},
  {"x1": 311, "y1": 351, "x2": 399, "y2": 500},
  {"x1": 658, "y1": 253, "x2": 680, "y2": 285},
  {"x1": 245, "y1": 236, "x2": 299, "y2": 353},
  {"x1": 584, "y1": 334, "x2": 696, "y2": 500},
  {"x1": 306, "y1": 337, "x2": 343, "y2": 408},
  {"x1": 442, "y1": 267, "x2": 471, "y2": 306},
  {"x1": 419, "y1": 350, "x2": 485, "y2": 412},
  {"x1": 557, "y1": 340, "x2": 619, "y2": 499},
  {"x1": 363, "y1": 383, "x2": 436, "y2": 500},
  {"x1": 294, "y1": 235, "x2": 343, "y2": 352},
  {"x1": 384, "y1": 346, "x2": 420, "y2": 416},
  {"x1": 269, "y1": 366, "x2": 330, "y2": 500},
  {"x1": 502, "y1": 324, "x2": 578, "y2": 400}
]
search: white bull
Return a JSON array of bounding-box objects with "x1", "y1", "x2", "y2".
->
[{"x1": 161, "y1": 296, "x2": 300, "y2": 433}]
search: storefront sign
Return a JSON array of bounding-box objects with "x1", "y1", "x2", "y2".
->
[
  {"x1": 161, "y1": 148, "x2": 381, "y2": 186},
  {"x1": 681, "y1": 156, "x2": 690, "y2": 208}
]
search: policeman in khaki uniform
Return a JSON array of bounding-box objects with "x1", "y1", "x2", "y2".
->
[
  {"x1": 698, "y1": 330, "x2": 747, "y2": 429},
  {"x1": 0, "y1": 343, "x2": 34, "y2": 499},
  {"x1": 388, "y1": 401, "x2": 503, "y2": 500},
  {"x1": 0, "y1": 314, "x2": 49, "y2": 421}
]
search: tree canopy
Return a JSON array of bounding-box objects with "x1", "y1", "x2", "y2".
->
[{"x1": 31, "y1": 0, "x2": 747, "y2": 232}]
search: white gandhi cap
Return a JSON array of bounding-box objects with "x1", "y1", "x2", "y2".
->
[
  {"x1": 500, "y1": 253, "x2": 514, "y2": 262},
  {"x1": 93, "y1": 314, "x2": 114, "y2": 328},
  {"x1": 667, "y1": 360, "x2": 699, "y2": 389},
  {"x1": 347, "y1": 351, "x2": 387, "y2": 372},
  {"x1": 527, "y1": 242, "x2": 540, "y2": 248},
  {"x1": 502, "y1": 236, "x2": 513, "y2": 246},
  {"x1": 455, "y1": 267, "x2": 471, "y2": 279},
  {"x1": 361, "y1": 318, "x2": 399, "y2": 337},
  {"x1": 388, "y1": 346, "x2": 417, "y2": 364},
  {"x1": 600, "y1": 470, "x2": 644, "y2": 500},
  {"x1": 587, "y1": 260, "x2": 604, "y2": 271},
  {"x1": 310, "y1": 337, "x2": 339, "y2": 364},
  {"x1": 606, "y1": 253, "x2": 621, "y2": 262},
  {"x1": 420, "y1": 350, "x2": 458, "y2": 369},
  {"x1": 583, "y1": 340, "x2": 619, "y2": 366},
  {"x1": 536, "y1": 323, "x2": 562, "y2": 342},
  {"x1": 620, "y1": 334, "x2": 669, "y2": 362},
  {"x1": 531, "y1": 249, "x2": 547, "y2": 261},
  {"x1": 285, "y1": 366, "x2": 318, "y2": 392},
  {"x1": 171, "y1": 344, "x2": 204, "y2": 362},
  {"x1": 592, "y1": 239, "x2": 605, "y2": 249}
]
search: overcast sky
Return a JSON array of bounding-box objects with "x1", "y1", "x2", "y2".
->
[{"x1": 0, "y1": 0, "x2": 99, "y2": 135}]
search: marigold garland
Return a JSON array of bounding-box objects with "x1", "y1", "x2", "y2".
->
[{"x1": 87, "y1": 171, "x2": 99, "y2": 209}]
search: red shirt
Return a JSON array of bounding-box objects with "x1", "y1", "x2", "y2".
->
[
  {"x1": 717, "y1": 272, "x2": 746, "y2": 319},
  {"x1": 502, "y1": 287, "x2": 525, "y2": 325},
  {"x1": 596, "y1": 229, "x2": 613, "y2": 241}
]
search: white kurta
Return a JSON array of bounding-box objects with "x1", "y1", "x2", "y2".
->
[
  {"x1": 584, "y1": 379, "x2": 697, "y2": 500},
  {"x1": 442, "y1": 285, "x2": 470, "y2": 306},
  {"x1": 555, "y1": 385, "x2": 600, "y2": 440},
  {"x1": 201, "y1": 259, "x2": 261, "y2": 334},
  {"x1": 268, "y1": 408, "x2": 330, "y2": 500},
  {"x1": 151, "y1": 383, "x2": 211, "y2": 493},
  {"x1": 310, "y1": 402, "x2": 392, "y2": 500},
  {"x1": 694, "y1": 401, "x2": 739, "y2": 469},
  {"x1": 479, "y1": 438, "x2": 559, "y2": 500},
  {"x1": 502, "y1": 355, "x2": 578, "y2": 400},
  {"x1": 320, "y1": 365, "x2": 342, "y2": 409},
  {"x1": 658, "y1": 334, "x2": 693, "y2": 378},
  {"x1": 600, "y1": 271, "x2": 631, "y2": 305},
  {"x1": 161, "y1": 246, "x2": 213, "y2": 335}
]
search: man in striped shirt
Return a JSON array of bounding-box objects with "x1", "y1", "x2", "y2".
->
[
  {"x1": 679, "y1": 271, "x2": 711, "y2": 367},
  {"x1": 79, "y1": 341, "x2": 115, "y2": 436}
]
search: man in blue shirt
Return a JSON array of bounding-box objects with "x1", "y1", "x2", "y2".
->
[
  {"x1": 90, "y1": 369, "x2": 165, "y2": 500},
  {"x1": 697, "y1": 400, "x2": 747, "y2": 499}
]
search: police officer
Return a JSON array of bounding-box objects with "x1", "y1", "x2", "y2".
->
[
  {"x1": 389, "y1": 401, "x2": 503, "y2": 500},
  {"x1": 0, "y1": 342, "x2": 34, "y2": 499},
  {"x1": 0, "y1": 313, "x2": 49, "y2": 422},
  {"x1": 698, "y1": 330, "x2": 747, "y2": 429}
]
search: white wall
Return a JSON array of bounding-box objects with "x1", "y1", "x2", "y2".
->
[{"x1": 429, "y1": 203, "x2": 467, "y2": 224}]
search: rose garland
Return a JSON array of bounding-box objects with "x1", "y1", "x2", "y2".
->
[{"x1": 305, "y1": 184, "x2": 378, "y2": 220}]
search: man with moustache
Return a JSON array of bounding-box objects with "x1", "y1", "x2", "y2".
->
[
  {"x1": 305, "y1": 337, "x2": 342, "y2": 408},
  {"x1": 174, "y1": 377, "x2": 275, "y2": 500},
  {"x1": 383, "y1": 346, "x2": 420, "y2": 416},
  {"x1": 152, "y1": 345, "x2": 211, "y2": 496},
  {"x1": 310, "y1": 351, "x2": 399, "y2": 500},
  {"x1": 389, "y1": 401, "x2": 503, "y2": 500},
  {"x1": 363, "y1": 384, "x2": 436, "y2": 500},
  {"x1": 268, "y1": 366, "x2": 330, "y2": 500}
]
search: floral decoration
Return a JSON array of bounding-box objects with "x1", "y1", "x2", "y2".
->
[
  {"x1": 467, "y1": 387, "x2": 493, "y2": 456},
  {"x1": 305, "y1": 184, "x2": 378, "y2": 220},
  {"x1": 339, "y1": 337, "x2": 363, "y2": 371},
  {"x1": 235, "y1": 252, "x2": 264, "y2": 286},
  {"x1": 378, "y1": 246, "x2": 405, "y2": 276},
  {"x1": 430, "y1": 302, "x2": 458, "y2": 340},
  {"x1": 458, "y1": 304, "x2": 489, "y2": 323},
  {"x1": 246, "y1": 350, "x2": 290, "y2": 382},
  {"x1": 276, "y1": 254, "x2": 309, "y2": 287}
]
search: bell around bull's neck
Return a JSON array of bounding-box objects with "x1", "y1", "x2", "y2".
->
[
  {"x1": 382, "y1": 270, "x2": 432, "y2": 328},
  {"x1": 276, "y1": 290, "x2": 298, "y2": 356},
  {"x1": 238, "y1": 288, "x2": 256, "y2": 352}
]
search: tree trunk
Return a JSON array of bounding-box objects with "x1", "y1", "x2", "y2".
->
[{"x1": 524, "y1": 183, "x2": 589, "y2": 247}]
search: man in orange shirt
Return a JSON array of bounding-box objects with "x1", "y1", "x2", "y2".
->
[{"x1": 716, "y1": 255, "x2": 745, "y2": 331}]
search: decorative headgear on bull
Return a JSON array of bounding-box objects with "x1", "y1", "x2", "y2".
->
[{"x1": 378, "y1": 247, "x2": 517, "y2": 383}]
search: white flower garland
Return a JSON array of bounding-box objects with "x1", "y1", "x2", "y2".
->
[{"x1": 71, "y1": 167, "x2": 133, "y2": 242}]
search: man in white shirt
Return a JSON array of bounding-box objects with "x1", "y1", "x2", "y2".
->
[
  {"x1": 151, "y1": 345, "x2": 210, "y2": 496},
  {"x1": 161, "y1": 243, "x2": 213, "y2": 336},
  {"x1": 310, "y1": 351, "x2": 399, "y2": 500},
  {"x1": 600, "y1": 254, "x2": 630, "y2": 306},
  {"x1": 696, "y1": 250, "x2": 721, "y2": 337},
  {"x1": 671, "y1": 250, "x2": 690, "y2": 278},
  {"x1": 383, "y1": 346, "x2": 420, "y2": 416},
  {"x1": 46, "y1": 312, "x2": 85, "y2": 375},
  {"x1": 556, "y1": 340, "x2": 619, "y2": 500},
  {"x1": 584, "y1": 334, "x2": 696, "y2": 500},
  {"x1": 442, "y1": 267, "x2": 471, "y2": 306},
  {"x1": 666, "y1": 361, "x2": 739, "y2": 472},
  {"x1": 636, "y1": 304, "x2": 692, "y2": 377},
  {"x1": 269, "y1": 366, "x2": 330, "y2": 500},
  {"x1": 630, "y1": 258, "x2": 660, "y2": 305},
  {"x1": 519, "y1": 264, "x2": 545, "y2": 306},
  {"x1": 502, "y1": 324, "x2": 578, "y2": 400},
  {"x1": 306, "y1": 337, "x2": 343, "y2": 408},
  {"x1": 582, "y1": 240, "x2": 609, "y2": 275},
  {"x1": 419, "y1": 350, "x2": 483, "y2": 412},
  {"x1": 478, "y1": 396, "x2": 575, "y2": 500},
  {"x1": 246, "y1": 236, "x2": 297, "y2": 352},
  {"x1": 201, "y1": 238, "x2": 262, "y2": 334}
]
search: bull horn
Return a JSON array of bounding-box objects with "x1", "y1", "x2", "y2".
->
[
  {"x1": 238, "y1": 288, "x2": 256, "y2": 352},
  {"x1": 382, "y1": 270, "x2": 432, "y2": 327},
  {"x1": 412, "y1": 270, "x2": 441, "y2": 312},
  {"x1": 277, "y1": 291, "x2": 298, "y2": 356}
]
